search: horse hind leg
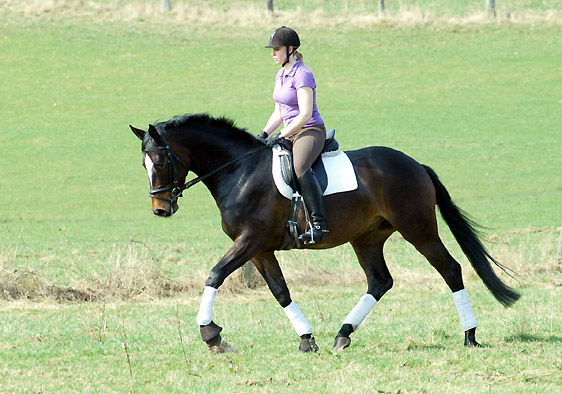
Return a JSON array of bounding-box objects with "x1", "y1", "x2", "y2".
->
[
  {"x1": 334, "y1": 238, "x2": 393, "y2": 353},
  {"x1": 404, "y1": 230, "x2": 480, "y2": 347}
]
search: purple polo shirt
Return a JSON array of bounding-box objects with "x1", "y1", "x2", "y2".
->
[{"x1": 272, "y1": 60, "x2": 324, "y2": 128}]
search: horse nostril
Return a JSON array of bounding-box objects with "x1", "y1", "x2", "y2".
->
[{"x1": 154, "y1": 209, "x2": 170, "y2": 217}]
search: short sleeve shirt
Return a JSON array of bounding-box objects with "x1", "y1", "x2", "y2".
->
[{"x1": 272, "y1": 60, "x2": 324, "y2": 128}]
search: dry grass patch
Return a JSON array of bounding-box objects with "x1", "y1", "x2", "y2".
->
[
  {"x1": 0, "y1": 227, "x2": 558, "y2": 302},
  {"x1": 2, "y1": 0, "x2": 561, "y2": 27},
  {"x1": 0, "y1": 244, "x2": 190, "y2": 302},
  {"x1": 488, "y1": 226, "x2": 562, "y2": 287}
]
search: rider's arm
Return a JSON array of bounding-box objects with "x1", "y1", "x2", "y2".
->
[{"x1": 279, "y1": 86, "x2": 313, "y2": 139}]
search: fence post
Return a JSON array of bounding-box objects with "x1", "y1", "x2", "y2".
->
[
  {"x1": 378, "y1": 0, "x2": 385, "y2": 15},
  {"x1": 266, "y1": 0, "x2": 274, "y2": 16},
  {"x1": 161, "y1": 0, "x2": 170, "y2": 12},
  {"x1": 487, "y1": 0, "x2": 496, "y2": 18}
]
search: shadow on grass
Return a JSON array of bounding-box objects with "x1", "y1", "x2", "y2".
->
[
  {"x1": 406, "y1": 341, "x2": 446, "y2": 351},
  {"x1": 504, "y1": 333, "x2": 562, "y2": 344}
]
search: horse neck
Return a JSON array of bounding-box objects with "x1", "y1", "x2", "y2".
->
[{"x1": 173, "y1": 125, "x2": 263, "y2": 194}]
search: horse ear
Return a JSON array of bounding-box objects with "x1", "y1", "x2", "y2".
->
[
  {"x1": 130, "y1": 125, "x2": 146, "y2": 140},
  {"x1": 148, "y1": 124, "x2": 163, "y2": 146}
]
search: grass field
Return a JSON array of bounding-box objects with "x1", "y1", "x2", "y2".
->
[{"x1": 1, "y1": 1, "x2": 561, "y2": 393}]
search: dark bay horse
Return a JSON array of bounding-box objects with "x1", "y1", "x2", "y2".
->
[{"x1": 130, "y1": 114, "x2": 519, "y2": 353}]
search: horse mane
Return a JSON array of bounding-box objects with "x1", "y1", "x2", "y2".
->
[{"x1": 156, "y1": 113, "x2": 256, "y2": 144}]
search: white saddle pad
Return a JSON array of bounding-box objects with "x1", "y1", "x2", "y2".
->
[{"x1": 272, "y1": 145, "x2": 358, "y2": 200}]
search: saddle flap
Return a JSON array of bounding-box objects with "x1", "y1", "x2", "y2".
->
[
  {"x1": 276, "y1": 147, "x2": 328, "y2": 194},
  {"x1": 272, "y1": 144, "x2": 358, "y2": 201},
  {"x1": 278, "y1": 150, "x2": 297, "y2": 190}
]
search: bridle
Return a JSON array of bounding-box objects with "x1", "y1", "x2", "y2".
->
[
  {"x1": 148, "y1": 132, "x2": 267, "y2": 204},
  {"x1": 147, "y1": 133, "x2": 188, "y2": 204}
]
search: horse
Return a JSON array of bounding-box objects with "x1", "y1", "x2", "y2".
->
[{"x1": 130, "y1": 113, "x2": 519, "y2": 353}]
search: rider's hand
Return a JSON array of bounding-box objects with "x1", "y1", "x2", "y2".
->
[
  {"x1": 256, "y1": 131, "x2": 268, "y2": 144},
  {"x1": 265, "y1": 133, "x2": 283, "y2": 148}
]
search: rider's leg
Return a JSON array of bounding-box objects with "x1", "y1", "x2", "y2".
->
[{"x1": 291, "y1": 127, "x2": 327, "y2": 243}]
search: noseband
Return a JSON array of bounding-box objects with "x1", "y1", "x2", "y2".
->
[{"x1": 148, "y1": 132, "x2": 267, "y2": 204}]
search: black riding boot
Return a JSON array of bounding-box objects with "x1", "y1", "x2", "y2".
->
[{"x1": 298, "y1": 168, "x2": 328, "y2": 244}]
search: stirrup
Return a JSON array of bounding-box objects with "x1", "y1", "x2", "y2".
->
[{"x1": 298, "y1": 224, "x2": 328, "y2": 244}]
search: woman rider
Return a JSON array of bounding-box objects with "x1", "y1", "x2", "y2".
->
[{"x1": 258, "y1": 26, "x2": 328, "y2": 244}]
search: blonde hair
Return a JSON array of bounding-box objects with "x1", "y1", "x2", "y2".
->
[{"x1": 294, "y1": 50, "x2": 304, "y2": 64}]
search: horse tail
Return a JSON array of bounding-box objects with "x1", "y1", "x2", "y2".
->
[{"x1": 422, "y1": 165, "x2": 520, "y2": 307}]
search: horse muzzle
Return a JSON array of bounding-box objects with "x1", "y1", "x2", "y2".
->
[{"x1": 151, "y1": 196, "x2": 179, "y2": 217}]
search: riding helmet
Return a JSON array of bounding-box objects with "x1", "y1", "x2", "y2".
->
[{"x1": 265, "y1": 26, "x2": 300, "y2": 49}]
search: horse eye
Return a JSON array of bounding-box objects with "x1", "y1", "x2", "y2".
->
[{"x1": 154, "y1": 157, "x2": 166, "y2": 169}]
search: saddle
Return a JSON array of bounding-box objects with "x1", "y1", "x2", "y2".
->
[
  {"x1": 276, "y1": 129, "x2": 340, "y2": 249},
  {"x1": 277, "y1": 128, "x2": 340, "y2": 193}
]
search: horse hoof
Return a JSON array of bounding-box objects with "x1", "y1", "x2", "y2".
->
[
  {"x1": 299, "y1": 337, "x2": 319, "y2": 352},
  {"x1": 464, "y1": 339, "x2": 482, "y2": 348},
  {"x1": 464, "y1": 327, "x2": 481, "y2": 347},
  {"x1": 333, "y1": 336, "x2": 351, "y2": 353},
  {"x1": 206, "y1": 334, "x2": 237, "y2": 353}
]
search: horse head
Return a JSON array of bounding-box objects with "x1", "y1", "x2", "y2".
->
[
  {"x1": 131, "y1": 113, "x2": 269, "y2": 218},
  {"x1": 130, "y1": 123, "x2": 190, "y2": 217}
]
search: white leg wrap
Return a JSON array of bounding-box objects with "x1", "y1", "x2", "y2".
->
[
  {"x1": 196, "y1": 286, "x2": 218, "y2": 326},
  {"x1": 453, "y1": 289, "x2": 477, "y2": 331},
  {"x1": 283, "y1": 301, "x2": 312, "y2": 337},
  {"x1": 343, "y1": 293, "x2": 377, "y2": 331}
]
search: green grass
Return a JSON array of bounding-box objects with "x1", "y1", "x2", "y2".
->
[
  {"x1": 1, "y1": 283, "x2": 561, "y2": 393},
  {"x1": 0, "y1": 2, "x2": 561, "y2": 392}
]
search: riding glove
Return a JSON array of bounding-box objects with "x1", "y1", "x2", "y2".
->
[
  {"x1": 265, "y1": 133, "x2": 284, "y2": 148},
  {"x1": 256, "y1": 131, "x2": 268, "y2": 143}
]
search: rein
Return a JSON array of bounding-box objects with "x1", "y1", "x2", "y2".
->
[
  {"x1": 150, "y1": 133, "x2": 267, "y2": 203},
  {"x1": 182, "y1": 146, "x2": 266, "y2": 190}
]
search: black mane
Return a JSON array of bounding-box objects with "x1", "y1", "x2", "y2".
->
[{"x1": 155, "y1": 113, "x2": 256, "y2": 144}]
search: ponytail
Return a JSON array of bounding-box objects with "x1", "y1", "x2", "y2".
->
[{"x1": 295, "y1": 51, "x2": 304, "y2": 64}]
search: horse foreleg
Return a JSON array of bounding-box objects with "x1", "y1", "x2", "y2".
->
[
  {"x1": 252, "y1": 253, "x2": 318, "y2": 352},
  {"x1": 197, "y1": 236, "x2": 261, "y2": 352},
  {"x1": 334, "y1": 240, "x2": 393, "y2": 353},
  {"x1": 333, "y1": 294, "x2": 378, "y2": 352},
  {"x1": 196, "y1": 286, "x2": 225, "y2": 349}
]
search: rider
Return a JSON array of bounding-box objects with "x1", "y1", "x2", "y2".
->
[{"x1": 258, "y1": 26, "x2": 328, "y2": 244}]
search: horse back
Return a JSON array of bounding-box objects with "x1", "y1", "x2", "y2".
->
[
  {"x1": 344, "y1": 146, "x2": 437, "y2": 218},
  {"x1": 347, "y1": 146, "x2": 428, "y2": 177}
]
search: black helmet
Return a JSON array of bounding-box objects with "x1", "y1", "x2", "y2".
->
[{"x1": 265, "y1": 26, "x2": 300, "y2": 49}]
